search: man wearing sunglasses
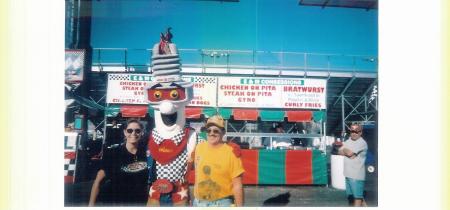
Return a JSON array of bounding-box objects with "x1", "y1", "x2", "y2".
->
[
  {"x1": 338, "y1": 124, "x2": 368, "y2": 207},
  {"x1": 193, "y1": 115, "x2": 245, "y2": 207}
]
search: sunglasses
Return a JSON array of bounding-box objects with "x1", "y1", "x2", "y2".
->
[
  {"x1": 126, "y1": 128, "x2": 142, "y2": 134},
  {"x1": 206, "y1": 128, "x2": 222, "y2": 135},
  {"x1": 349, "y1": 130, "x2": 361, "y2": 134}
]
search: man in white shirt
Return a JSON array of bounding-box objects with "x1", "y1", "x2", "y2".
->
[{"x1": 338, "y1": 124, "x2": 368, "y2": 207}]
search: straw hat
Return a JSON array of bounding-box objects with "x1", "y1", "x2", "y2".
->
[{"x1": 205, "y1": 115, "x2": 225, "y2": 129}]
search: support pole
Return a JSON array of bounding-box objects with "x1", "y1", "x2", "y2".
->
[
  {"x1": 102, "y1": 112, "x2": 108, "y2": 146},
  {"x1": 341, "y1": 95, "x2": 345, "y2": 134},
  {"x1": 323, "y1": 120, "x2": 327, "y2": 150},
  {"x1": 70, "y1": 0, "x2": 93, "y2": 183}
]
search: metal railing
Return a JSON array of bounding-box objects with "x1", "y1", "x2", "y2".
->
[
  {"x1": 92, "y1": 48, "x2": 378, "y2": 73},
  {"x1": 225, "y1": 132, "x2": 322, "y2": 150}
]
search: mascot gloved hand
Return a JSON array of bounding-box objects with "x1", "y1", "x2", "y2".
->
[{"x1": 145, "y1": 28, "x2": 196, "y2": 206}]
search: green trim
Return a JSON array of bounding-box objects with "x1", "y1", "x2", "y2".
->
[
  {"x1": 258, "y1": 150, "x2": 286, "y2": 184},
  {"x1": 218, "y1": 108, "x2": 232, "y2": 119},
  {"x1": 313, "y1": 111, "x2": 326, "y2": 122},
  {"x1": 202, "y1": 107, "x2": 217, "y2": 118},
  {"x1": 105, "y1": 105, "x2": 121, "y2": 117},
  {"x1": 260, "y1": 109, "x2": 285, "y2": 122},
  {"x1": 312, "y1": 150, "x2": 328, "y2": 184},
  {"x1": 198, "y1": 131, "x2": 207, "y2": 141},
  {"x1": 147, "y1": 105, "x2": 154, "y2": 117}
]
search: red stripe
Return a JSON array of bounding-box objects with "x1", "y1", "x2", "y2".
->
[
  {"x1": 286, "y1": 111, "x2": 312, "y2": 122},
  {"x1": 121, "y1": 105, "x2": 148, "y2": 117},
  {"x1": 64, "y1": 151, "x2": 76, "y2": 160},
  {"x1": 64, "y1": 176, "x2": 74, "y2": 184},
  {"x1": 233, "y1": 109, "x2": 259, "y2": 121},
  {"x1": 241, "y1": 150, "x2": 258, "y2": 184},
  {"x1": 185, "y1": 107, "x2": 203, "y2": 119},
  {"x1": 285, "y1": 150, "x2": 313, "y2": 184}
]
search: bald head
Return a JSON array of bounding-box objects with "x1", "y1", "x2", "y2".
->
[{"x1": 349, "y1": 124, "x2": 363, "y2": 140}]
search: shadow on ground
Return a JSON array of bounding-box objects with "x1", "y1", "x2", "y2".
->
[{"x1": 263, "y1": 192, "x2": 291, "y2": 206}]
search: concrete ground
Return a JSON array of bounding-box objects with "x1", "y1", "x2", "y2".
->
[
  {"x1": 66, "y1": 171, "x2": 377, "y2": 207},
  {"x1": 187, "y1": 172, "x2": 377, "y2": 207}
]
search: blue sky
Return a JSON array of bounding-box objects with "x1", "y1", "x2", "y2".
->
[
  {"x1": 84, "y1": 0, "x2": 377, "y2": 71},
  {"x1": 89, "y1": 0, "x2": 377, "y2": 55}
]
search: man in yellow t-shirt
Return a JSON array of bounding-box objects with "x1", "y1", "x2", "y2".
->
[{"x1": 193, "y1": 115, "x2": 245, "y2": 207}]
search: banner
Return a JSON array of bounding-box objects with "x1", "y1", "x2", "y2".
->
[
  {"x1": 65, "y1": 50, "x2": 85, "y2": 83},
  {"x1": 107, "y1": 74, "x2": 152, "y2": 104},
  {"x1": 64, "y1": 132, "x2": 79, "y2": 184},
  {"x1": 188, "y1": 149, "x2": 328, "y2": 185},
  {"x1": 184, "y1": 76, "x2": 217, "y2": 107},
  {"x1": 107, "y1": 74, "x2": 218, "y2": 106},
  {"x1": 217, "y1": 77, "x2": 327, "y2": 109},
  {"x1": 107, "y1": 74, "x2": 325, "y2": 108}
]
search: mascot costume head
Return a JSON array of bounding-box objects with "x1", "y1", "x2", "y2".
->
[{"x1": 145, "y1": 28, "x2": 197, "y2": 206}]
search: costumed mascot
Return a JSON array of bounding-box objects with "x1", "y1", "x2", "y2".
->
[{"x1": 145, "y1": 28, "x2": 197, "y2": 206}]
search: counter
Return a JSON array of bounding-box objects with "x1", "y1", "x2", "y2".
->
[{"x1": 188, "y1": 149, "x2": 327, "y2": 185}]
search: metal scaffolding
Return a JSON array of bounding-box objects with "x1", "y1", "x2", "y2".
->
[{"x1": 84, "y1": 47, "x2": 377, "y2": 138}]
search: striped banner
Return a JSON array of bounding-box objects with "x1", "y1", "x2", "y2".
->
[
  {"x1": 241, "y1": 150, "x2": 258, "y2": 184},
  {"x1": 285, "y1": 150, "x2": 312, "y2": 184},
  {"x1": 258, "y1": 150, "x2": 286, "y2": 184},
  {"x1": 187, "y1": 149, "x2": 328, "y2": 185},
  {"x1": 185, "y1": 107, "x2": 203, "y2": 119},
  {"x1": 105, "y1": 105, "x2": 325, "y2": 123},
  {"x1": 312, "y1": 150, "x2": 328, "y2": 184}
]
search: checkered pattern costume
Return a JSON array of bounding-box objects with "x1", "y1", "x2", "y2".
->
[
  {"x1": 152, "y1": 129, "x2": 188, "y2": 183},
  {"x1": 147, "y1": 128, "x2": 191, "y2": 203}
]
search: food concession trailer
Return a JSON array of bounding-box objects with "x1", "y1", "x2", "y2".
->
[{"x1": 102, "y1": 73, "x2": 329, "y2": 185}]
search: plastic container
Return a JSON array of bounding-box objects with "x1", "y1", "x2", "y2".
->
[{"x1": 331, "y1": 155, "x2": 346, "y2": 190}]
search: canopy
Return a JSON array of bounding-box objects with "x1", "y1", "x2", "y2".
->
[{"x1": 105, "y1": 105, "x2": 326, "y2": 122}]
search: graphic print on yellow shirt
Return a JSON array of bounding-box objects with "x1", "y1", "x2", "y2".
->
[
  {"x1": 194, "y1": 142, "x2": 245, "y2": 201},
  {"x1": 197, "y1": 165, "x2": 221, "y2": 200}
]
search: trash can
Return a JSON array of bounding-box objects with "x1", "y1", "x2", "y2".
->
[{"x1": 331, "y1": 155, "x2": 345, "y2": 190}]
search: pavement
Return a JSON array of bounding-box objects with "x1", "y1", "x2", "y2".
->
[
  {"x1": 65, "y1": 171, "x2": 377, "y2": 207},
  {"x1": 190, "y1": 171, "x2": 377, "y2": 207}
]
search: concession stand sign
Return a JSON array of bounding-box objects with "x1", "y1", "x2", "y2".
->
[
  {"x1": 185, "y1": 76, "x2": 217, "y2": 107},
  {"x1": 107, "y1": 74, "x2": 152, "y2": 104},
  {"x1": 217, "y1": 77, "x2": 327, "y2": 109},
  {"x1": 107, "y1": 74, "x2": 217, "y2": 106}
]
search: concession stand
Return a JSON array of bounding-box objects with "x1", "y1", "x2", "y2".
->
[{"x1": 104, "y1": 73, "x2": 329, "y2": 185}]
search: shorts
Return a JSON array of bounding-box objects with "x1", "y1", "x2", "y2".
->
[
  {"x1": 345, "y1": 177, "x2": 365, "y2": 199},
  {"x1": 193, "y1": 197, "x2": 233, "y2": 207}
]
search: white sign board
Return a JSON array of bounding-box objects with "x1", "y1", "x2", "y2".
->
[
  {"x1": 107, "y1": 74, "x2": 152, "y2": 104},
  {"x1": 184, "y1": 76, "x2": 217, "y2": 107},
  {"x1": 107, "y1": 74, "x2": 326, "y2": 108},
  {"x1": 107, "y1": 74, "x2": 218, "y2": 106},
  {"x1": 64, "y1": 132, "x2": 79, "y2": 152},
  {"x1": 217, "y1": 77, "x2": 327, "y2": 109}
]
